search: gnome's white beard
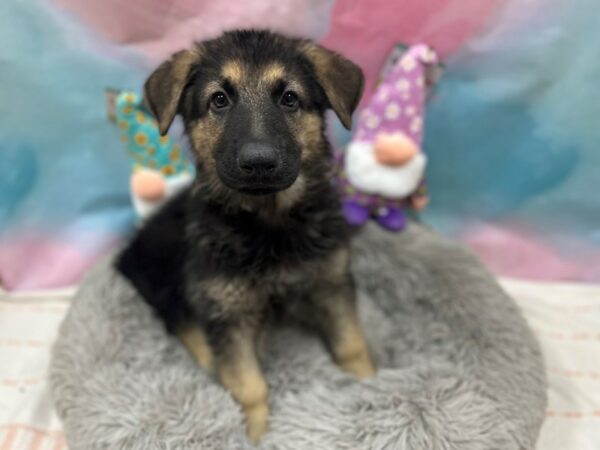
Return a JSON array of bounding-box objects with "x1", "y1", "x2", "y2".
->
[
  {"x1": 132, "y1": 171, "x2": 193, "y2": 222},
  {"x1": 345, "y1": 141, "x2": 427, "y2": 198}
]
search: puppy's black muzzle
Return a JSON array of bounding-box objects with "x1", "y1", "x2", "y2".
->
[
  {"x1": 221, "y1": 141, "x2": 297, "y2": 195},
  {"x1": 238, "y1": 142, "x2": 280, "y2": 178}
]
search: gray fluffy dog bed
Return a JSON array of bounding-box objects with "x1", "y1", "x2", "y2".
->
[{"x1": 50, "y1": 223, "x2": 547, "y2": 450}]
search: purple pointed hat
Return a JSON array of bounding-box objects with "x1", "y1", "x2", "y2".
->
[{"x1": 354, "y1": 44, "x2": 438, "y2": 147}]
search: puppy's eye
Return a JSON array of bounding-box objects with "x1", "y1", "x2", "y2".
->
[
  {"x1": 211, "y1": 92, "x2": 229, "y2": 110},
  {"x1": 280, "y1": 91, "x2": 299, "y2": 111}
]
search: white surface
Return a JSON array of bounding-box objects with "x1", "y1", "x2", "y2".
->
[
  {"x1": 0, "y1": 288, "x2": 71, "y2": 450},
  {"x1": 1, "y1": 279, "x2": 599, "y2": 449},
  {"x1": 501, "y1": 279, "x2": 600, "y2": 450}
]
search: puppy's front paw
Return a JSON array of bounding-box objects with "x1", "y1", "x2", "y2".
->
[
  {"x1": 340, "y1": 351, "x2": 376, "y2": 379},
  {"x1": 244, "y1": 401, "x2": 269, "y2": 444}
]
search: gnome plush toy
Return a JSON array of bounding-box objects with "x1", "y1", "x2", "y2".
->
[
  {"x1": 337, "y1": 44, "x2": 438, "y2": 231},
  {"x1": 106, "y1": 90, "x2": 195, "y2": 222}
]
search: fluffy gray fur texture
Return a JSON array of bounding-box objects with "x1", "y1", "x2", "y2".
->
[{"x1": 50, "y1": 222, "x2": 547, "y2": 450}]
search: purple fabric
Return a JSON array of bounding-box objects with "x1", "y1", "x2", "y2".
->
[
  {"x1": 354, "y1": 45, "x2": 437, "y2": 146},
  {"x1": 342, "y1": 199, "x2": 407, "y2": 231}
]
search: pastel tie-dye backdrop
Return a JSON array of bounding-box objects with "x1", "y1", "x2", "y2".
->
[{"x1": 1, "y1": 0, "x2": 599, "y2": 290}]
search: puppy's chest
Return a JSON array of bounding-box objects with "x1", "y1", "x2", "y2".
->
[
  {"x1": 195, "y1": 247, "x2": 348, "y2": 318},
  {"x1": 258, "y1": 256, "x2": 326, "y2": 297},
  {"x1": 188, "y1": 202, "x2": 350, "y2": 314},
  {"x1": 193, "y1": 209, "x2": 345, "y2": 272}
]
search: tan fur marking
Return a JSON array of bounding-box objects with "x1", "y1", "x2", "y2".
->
[
  {"x1": 216, "y1": 326, "x2": 269, "y2": 443},
  {"x1": 333, "y1": 319, "x2": 375, "y2": 379},
  {"x1": 310, "y1": 272, "x2": 376, "y2": 380},
  {"x1": 202, "y1": 80, "x2": 224, "y2": 97},
  {"x1": 201, "y1": 277, "x2": 262, "y2": 315},
  {"x1": 296, "y1": 113, "x2": 323, "y2": 161},
  {"x1": 326, "y1": 247, "x2": 350, "y2": 280},
  {"x1": 178, "y1": 325, "x2": 214, "y2": 372},
  {"x1": 222, "y1": 60, "x2": 244, "y2": 84},
  {"x1": 260, "y1": 63, "x2": 285, "y2": 85},
  {"x1": 219, "y1": 361, "x2": 267, "y2": 409},
  {"x1": 276, "y1": 175, "x2": 305, "y2": 210},
  {"x1": 190, "y1": 118, "x2": 221, "y2": 169},
  {"x1": 285, "y1": 79, "x2": 305, "y2": 96}
]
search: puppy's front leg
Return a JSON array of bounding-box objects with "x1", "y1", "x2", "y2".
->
[
  {"x1": 178, "y1": 324, "x2": 214, "y2": 373},
  {"x1": 213, "y1": 323, "x2": 269, "y2": 444},
  {"x1": 313, "y1": 280, "x2": 375, "y2": 379}
]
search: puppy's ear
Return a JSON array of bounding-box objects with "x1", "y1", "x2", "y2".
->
[
  {"x1": 302, "y1": 43, "x2": 364, "y2": 130},
  {"x1": 144, "y1": 48, "x2": 201, "y2": 135}
]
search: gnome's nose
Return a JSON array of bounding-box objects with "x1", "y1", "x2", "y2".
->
[{"x1": 374, "y1": 133, "x2": 420, "y2": 166}]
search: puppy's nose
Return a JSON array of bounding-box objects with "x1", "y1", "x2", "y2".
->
[{"x1": 237, "y1": 143, "x2": 280, "y2": 177}]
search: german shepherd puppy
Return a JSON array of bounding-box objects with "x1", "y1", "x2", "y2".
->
[{"x1": 117, "y1": 30, "x2": 375, "y2": 443}]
